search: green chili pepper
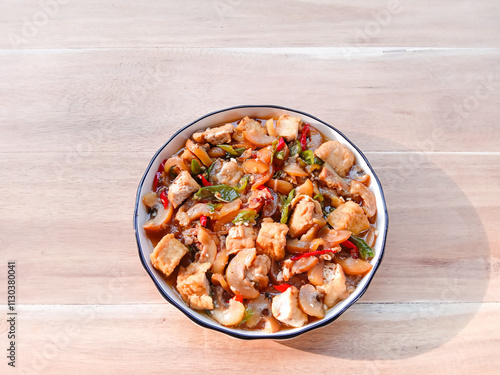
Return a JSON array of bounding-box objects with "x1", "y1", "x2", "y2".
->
[
  {"x1": 349, "y1": 235, "x2": 375, "y2": 260},
  {"x1": 235, "y1": 176, "x2": 249, "y2": 193},
  {"x1": 313, "y1": 193, "x2": 324, "y2": 202},
  {"x1": 299, "y1": 150, "x2": 315, "y2": 165},
  {"x1": 232, "y1": 210, "x2": 258, "y2": 224},
  {"x1": 191, "y1": 159, "x2": 201, "y2": 175},
  {"x1": 280, "y1": 189, "x2": 296, "y2": 224},
  {"x1": 218, "y1": 144, "x2": 246, "y2": 156},
  {"x1": 194, "y1": 185, "x2": 240, "y2": 202}
]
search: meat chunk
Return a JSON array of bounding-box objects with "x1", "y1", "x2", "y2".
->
[
  {"x1": 246, "y1": 188, "x2": 273, "y2": 212},
  {"x1": 167, "y1": 171, "x2": 200, "y2": 208},
  {"x1": 318, "y1": 163, "x2": 350, "y2": 194},
  {"x1": 317, "y1": 262, "x2": 348, "y2": 308},
  {"x1": 150, "y1": 234, "x2": 188, "y2": 277},
  {"x1": 271, "y1": 286, "x2": 308, "y2": 328},
  {"x1": 176, "y1": 262, "x2": 214, "y2": 310},
  {"x1": 350, "y1": 180, "x2": 377, "y2": 217},
  {"x1": 288, "y1": 195, "x2": 323, "y2": 238},
  {"x1": 256, "y1": 222, "x2": 289, "y2": 260},
  {"x1": 192, "y1": 123, "x2": 234, "y2": 145},
  {"x1": 225, "y1": 225, "x2": 256, "y2": 255},
  {"x1": 212, "y1": 160, "x2": 244, "y2": 186},
  {"x1": 237, "y1": 116, "x2": 267, "y2": 134},
  {"x1": 314, "y1": 140, "x2": 355, "y2": 177},
  {"x1": 327, "y1": 201, "x2": 369, "y2": 235},
  {"x1": 244, "y1": 254, "x2": 271, "y2": 289},
  {"x1": 275, "y1": 115, "x2": 300, "y2": 142},
  {"x1": 234, "y1": 117, "x2": 267, "y2": 142}
]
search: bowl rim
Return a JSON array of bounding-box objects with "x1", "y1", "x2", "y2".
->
[{"x1": 133, "y1": 104, "x2": 389, "y2": 340}]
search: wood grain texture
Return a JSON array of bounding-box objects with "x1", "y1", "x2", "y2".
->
[
  {"x1": 6, "y1": 303, "x2": 500, "y2": 375},
  {"x1": 0, "y1": 48, "x2": 499, "y2": 153},
  {"x1": 1, "y1": 0, "x2": 499, "y2": 373},
  {"x1": 0, "y1": 0, "x2": 499, "y2": 49}
]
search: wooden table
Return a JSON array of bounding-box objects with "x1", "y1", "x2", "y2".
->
[{"x1": 1, "y1": 1, "x2": 499, "y2": 374}]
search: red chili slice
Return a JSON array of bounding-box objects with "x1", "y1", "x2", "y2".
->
[
  {"x1": 153, "y1": 159, "x2": 168, "y2": 191},
  {"x1": 233, "y1": 294, "x2": 244, "y2": 303},
  {"x1": 300, "y1": 124, "x2": 310, "y2": 150},
  {"x1": 274, "y1": 284, "x2": 292, "y2": 293},
  {"x1": 341, "y1": 240, "x2": 359, "y2": 259},
  {"x1": 198, "y1": 174, "x2": 212, "y2": 186},
  {"x1": 290, "y1": 248, "x2": 340, "y2": 261},
  {"x1": 276, "y1": 137, "x2": 285, "y2": 151},
  {"x1": 153, "y1": 171, "x2": 162, "y2": 191},
  {"x1": 200, "y1": 215, "x2": 208, "y2": 227},
  {"x1": 159, "y1": 191, "x2": 169, "y2": 208}
]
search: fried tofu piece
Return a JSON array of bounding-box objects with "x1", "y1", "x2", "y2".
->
[
  {"x1": 288, "y1": 195, "x2": 323, "y2": 238},
  {"x1": 275, "y1": 115, "x2": 300, "y2": 142},
  {"x1": 176, "y1": 262, "x2": 214, "y2": 310},
  {"x1": 256, "y1": 222, "x2": 289, "y2": 260},
  {"x1": 327, "y1": 201, "x2": 369, "y2": 235},
  {"x1": 192, "y1": 123, "x2": 234, "y2": 145},
  {"x1": 167, "y1": 171, "x2": 200, "y2": 208},
  {"x1": 314, "y1": 140, "x2": 355, "y2": 177},
  {"x1": 212, "y1": 160, "x2": 244, "y2": 186},
  {"x1": 150, "y1": 234, "x2": 189, "y2": 277},
  {"x1": 271, "y1": 286, "x2": 308, "y2": 328},
  {"x1": 226, "y1": 225, "x2": 257, "y2": 255},
  {"x1": 237, "y1": 116, "x2": 267, "y2": 134},
  {"x1": 317, "y1": 262, "x2": 348, "y2": 308},
  {"x1": 318, "y1": 163, "x2": 350, "y2": 194}
]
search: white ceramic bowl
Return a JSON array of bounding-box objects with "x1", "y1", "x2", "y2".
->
[{"x1": 134, "y1": 105, "x2": 388, "y2": 340}]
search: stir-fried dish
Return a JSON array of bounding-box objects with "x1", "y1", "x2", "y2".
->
[{"x1": 143, "y1": 115, "x2": 378, "y2": 332}]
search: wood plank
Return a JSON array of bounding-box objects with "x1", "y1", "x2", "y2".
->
[
  {"x1": 10, "y1": 303, "x2": 500, "y2": 374},
  {"x1": 0, "y1": 152, "x2": 498, "y2": 304},
  {"x1": 0, "y1": 1, "x2": 499, "y2": 49},
  {"x1": 0, "y1": 48, "x2": 499, "y2": 153}
]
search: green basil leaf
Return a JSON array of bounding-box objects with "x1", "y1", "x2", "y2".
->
[{"x1": 194, "y1": 185, "x2": 240, "y2": 202}]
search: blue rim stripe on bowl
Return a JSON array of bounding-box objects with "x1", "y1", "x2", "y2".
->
[{"x1": 133, "y1": 105, "x2": 389, "y2": 340}]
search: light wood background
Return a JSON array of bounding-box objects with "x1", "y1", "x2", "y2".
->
[{"x1": 1, "y1": 1, "x2": 499, "y2": 374}]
